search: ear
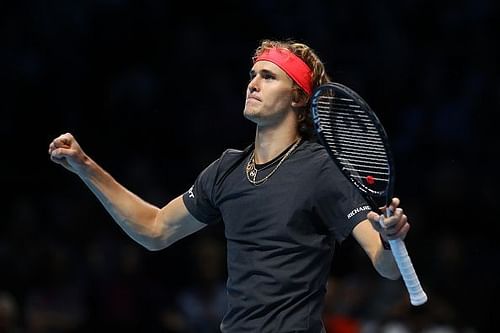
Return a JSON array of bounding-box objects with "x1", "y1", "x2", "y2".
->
[
  {"x1": 297, "y1": 111, "x2": 305, "y2": 122},
  {"x1": 291, "y1": 89, "x2": 308, "y2": 107}
]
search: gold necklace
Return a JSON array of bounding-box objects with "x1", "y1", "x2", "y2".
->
[{"x1": 246, "y1": 138, "x2": 301, "y2": 186}]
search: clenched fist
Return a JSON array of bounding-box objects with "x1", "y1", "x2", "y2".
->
[
  {"x1": 48, "y1": 133, "x2": 90, "y2": 175},
  {"x1": 367, "y1": 197, "x2": 410, "y2": 242}
]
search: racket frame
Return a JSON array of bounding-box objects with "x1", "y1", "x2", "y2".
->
[{"x1": 311, "y1": 82, "x2": 395, "y2": 209}]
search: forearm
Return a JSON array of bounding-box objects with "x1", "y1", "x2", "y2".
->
[
  {"x1": 373, "y1": 242, "x2": 400, "y2": 280},
  {"x1": 353, "y1": 220, "x2": 401, "y2": 280},
  {"x1": 78, "y1": 157, "x2": 162, "y2": 247}
]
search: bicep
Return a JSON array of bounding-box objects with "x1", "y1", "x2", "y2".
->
[{"x1": 153, "y1": 195, "x2": 207, "y2": 250}]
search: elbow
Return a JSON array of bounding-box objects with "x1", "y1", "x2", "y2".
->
[
  {"x1": 139, "y1": 219, "x2": 170, "y2": 251},
  {"x1": 143, "y1": 245, "x2": 164, "y2": 252},
  {"x1": 373, "y1": 254, "x2": 401, "y2": 280},
  {"x1": 140, "y1": 232, "x2": 179, "y2": 252},
  {"x1": 139, "y1": 233, "x2": 173, "y2": 251},
  {"x1": 141, "y1": 242, "x2": 161, "y2": 252},
  {"x1": 141, "y1": 238, "x2": 168, "y2": 252},
  {"x1": 379, "y1": 270, "x2": 401, "y2": 280},
  {"x1": 374, "y1": 262, "x2": 401, "y2": 280}
]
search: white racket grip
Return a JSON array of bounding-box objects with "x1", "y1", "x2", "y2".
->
[
  {"x1": 381, "y1": 210, "x2": 428, "y2": 306},
  {"x1": 388, "y1": 238, "x2": 428, "y2": 305}
]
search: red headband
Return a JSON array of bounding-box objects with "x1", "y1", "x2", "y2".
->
[{"x1": 255, "y1": 48, "x2": 313, "y2": 96}]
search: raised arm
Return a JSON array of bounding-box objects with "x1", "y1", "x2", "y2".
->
[
  {"x1": 48, "y1": 132, "x2": 206, "y2": 251},
  {"x1": 352, "y1": 198, "x2": 410, "y2": 280}
]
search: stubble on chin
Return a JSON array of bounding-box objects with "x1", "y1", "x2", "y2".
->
[{"x1": 243, "y1": 103, "x2": 259, "y2": 122}]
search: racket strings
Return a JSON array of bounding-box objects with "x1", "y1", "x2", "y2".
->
[
  {"x1": 323, "y1": 134, "x2": 386, "y2": 152},
  {"x1": 315, "y1": 93, "x2": 391, "y2": 192}
]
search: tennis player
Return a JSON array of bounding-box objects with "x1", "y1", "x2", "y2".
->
[{"x1": 49, "y1": 39, "x2": 410, "y2": 333}]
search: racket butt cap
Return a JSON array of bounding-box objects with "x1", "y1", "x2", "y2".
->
[{"x1": 410, "y1": 292, "x2": 428, "y2": 306}]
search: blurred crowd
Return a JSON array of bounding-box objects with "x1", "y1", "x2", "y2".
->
[{"x1": 1, "y1": 0, "x2": 498, "y2": 332}]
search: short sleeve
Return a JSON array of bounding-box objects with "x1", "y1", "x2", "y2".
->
[
  {"x1": 313, "y1": 157, "x2": 371, "y2": 243},
  {"x1": 182, "y1": 159, "x2": 222, "y2": 225}
]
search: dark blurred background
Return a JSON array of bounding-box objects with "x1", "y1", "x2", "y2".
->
[{"x1": 1, "y1": 0, "x2": 498, "y2": 332}]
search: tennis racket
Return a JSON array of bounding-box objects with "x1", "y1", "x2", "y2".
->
[{"x1": 311, "y1": 82, "x2": 428, "y2": 306}]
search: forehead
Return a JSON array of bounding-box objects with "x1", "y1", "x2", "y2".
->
[{"x1": 252, "y1": 60, "x2": 288, "y2": 78}]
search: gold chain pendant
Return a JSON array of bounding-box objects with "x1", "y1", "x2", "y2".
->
[{"x1": 245, "y1": 138, "x2": 301, "y2": 186}]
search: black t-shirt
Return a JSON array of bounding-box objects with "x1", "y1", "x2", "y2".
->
[{"x1": 182, "y1": 140, "x2": 370, "y2": 333}]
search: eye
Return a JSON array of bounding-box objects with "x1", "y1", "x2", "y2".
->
[{"x1": 262, "y1": 72, "x2": 274, "y2": 80}]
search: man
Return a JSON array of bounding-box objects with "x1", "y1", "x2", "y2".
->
[{"x1": 48, "y1": 39, "x2": 409, "y2": 332}]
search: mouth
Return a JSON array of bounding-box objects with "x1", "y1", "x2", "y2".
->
[{"x1": 246, "y1": 95, "x2": 262, "y2": 103}]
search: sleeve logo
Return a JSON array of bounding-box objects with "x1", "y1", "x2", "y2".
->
[
  {"x1": 187, "y1": 185, "x2": 195, "y2": 198},
  {"x1": 347, "y1": 205, "x2": 371, "y2": 219}
]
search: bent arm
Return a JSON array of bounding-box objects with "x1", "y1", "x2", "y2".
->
[
  {"x1": 80, "y1": 159, "x2": 206, "y2": 250},
  {"x1": 49, "y1": 133, "x2": 206, "y2": 251},
  {"x1": 352, "y1": 220, "x2": 400, "y2": 280}
]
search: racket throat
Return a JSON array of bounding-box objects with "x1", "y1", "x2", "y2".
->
[{"x1": 365, "y1": 196, "x2": 386, "y2": 213}]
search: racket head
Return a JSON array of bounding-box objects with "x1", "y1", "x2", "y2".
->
[{"x1": 311, "y1": 82, "x2": 395, "y2": 209}]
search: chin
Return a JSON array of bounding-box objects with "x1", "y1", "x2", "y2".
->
[
  {"x1": 243, "y1": 111, "x2": 256, "y2": 122},
  {"x1": 243, "y1": 106, "x2": 257, "y2": 119}
]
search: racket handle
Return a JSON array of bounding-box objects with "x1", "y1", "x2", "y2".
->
[
  {"x1": 388, "y1": 238, "x2": 428, "y2": 306},
  {"x1": 380, "y1": 209, "x2": 427, "y2": 306}
]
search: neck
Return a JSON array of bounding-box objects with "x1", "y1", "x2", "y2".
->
[{"x1": 253, "y1": 126, "x2": 300, "y2": 164}]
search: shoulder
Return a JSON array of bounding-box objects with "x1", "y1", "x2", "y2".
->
[
  {"x1": 298, "y1": 139, "x2": 327, "y2": 154},
  {"x1": 220, "y1": 146, "x2": 250, "y2": 160},
  {"x1": 218, "y1": 144, "x2": 252, "y2": 167},
  {"x1": 296, "y1": 140, "x2": 333, "y2": 166},
  {"x1": 200, "y1": 144, "x2": 252, "y2": 185},
  {"x1": 201, "y1": 144, "x2": 251, "y2": 169},
  {"x1": 295, "y1": 140, "x2": 347, "y2": 183}
]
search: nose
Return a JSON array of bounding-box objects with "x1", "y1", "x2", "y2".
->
[{"x1": 248, "y1": 77, "x2": 259, "y2": 93}]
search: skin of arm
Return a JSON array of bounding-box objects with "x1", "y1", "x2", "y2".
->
[
  {"x1": 49, "y1": 133, "x2": 206, "y2": 251},
  {"x1": 352, "y1": 198, "x2": 410, "y2": 280},
  {"x1": 352, "y1": 219, "x2": 400, "y2": 280}
]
